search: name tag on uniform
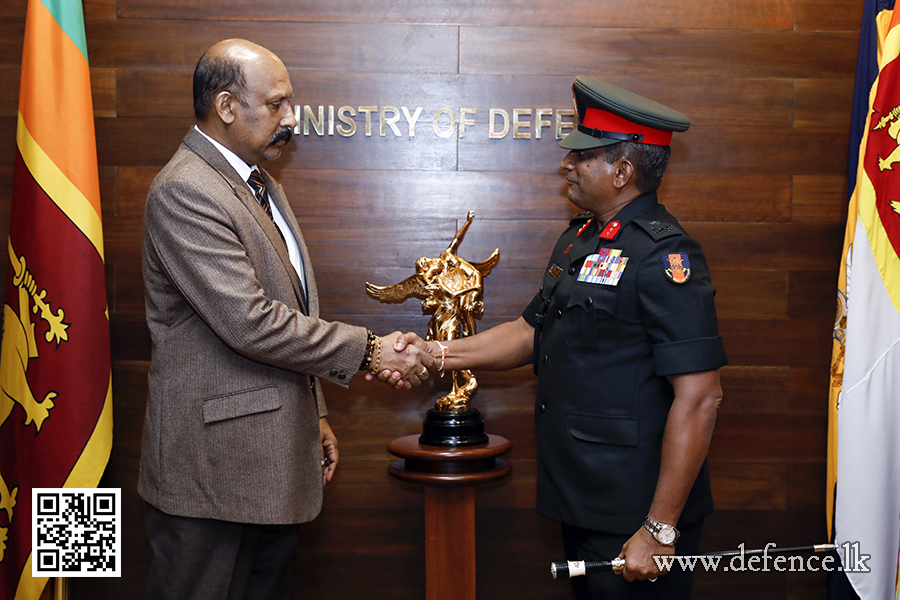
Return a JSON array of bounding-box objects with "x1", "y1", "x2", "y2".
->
[{"x1": 578, "y1": 248, "x2": 628, "y2": 286}]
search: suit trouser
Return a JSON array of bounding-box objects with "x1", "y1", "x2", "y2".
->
[
  {"x1": 561, "y1": 519, "x2": 703, "y2": 600},
  {"x1": 145, "y1": 502, "x2": 299, "y2": 600}
]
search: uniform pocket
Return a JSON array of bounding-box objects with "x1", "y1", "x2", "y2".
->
[
  {"x1": 567, "y1": 413, "x2": 639, "y2": 447},
  {"x1": 563, "y1": 285, "x2": 620, "y2": 354}
]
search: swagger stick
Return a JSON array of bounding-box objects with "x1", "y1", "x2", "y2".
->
[{"x1": 550, "y1": 543, "x2": 838, "y2": 579}]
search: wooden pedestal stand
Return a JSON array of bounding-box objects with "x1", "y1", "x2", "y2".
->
[{"x1": 387, "y1": 434, "x2": 512, "y2": 600}]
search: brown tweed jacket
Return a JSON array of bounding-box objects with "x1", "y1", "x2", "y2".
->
[{"x1": 139, "y1": 128, "x2": 367, "y2": 525}]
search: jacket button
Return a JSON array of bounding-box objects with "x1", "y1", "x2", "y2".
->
[
  {"x1": 329, "y1": 369, "x2": 338, "y2": 376},
  {"x1": 557, "y1": 309, "x2": 563, "y2": 318},
  {"x1": 337, "y1": 372, "x2": 346, "y2": 380},
  {"x1": 568, "y1": 266, "x2": 577, "y2": 275},
  {"x1": 539, "y1": 404, "x2": 547, "y2": 413},
  {"x1": 543, "y1": 355, "x2": 549, "y2": 364},
  {"x1": 585, "y1": 296, "x2": 593, "y2": 306}
]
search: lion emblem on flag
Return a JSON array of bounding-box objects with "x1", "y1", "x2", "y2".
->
[{"x1": 0, "y1": 240, "x2": 67, "y2": 562}]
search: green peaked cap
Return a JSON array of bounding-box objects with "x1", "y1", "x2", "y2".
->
[{"x1": 560, "y1": 76, "x2": 690, "y2": 150}]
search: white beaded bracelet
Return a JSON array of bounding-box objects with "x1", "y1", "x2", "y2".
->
[{"x1": 435, "y1": 341, "x2": 448, "y2": 377}]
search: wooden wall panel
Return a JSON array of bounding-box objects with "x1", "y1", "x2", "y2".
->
[
  {"x1": 116, "y1": 0, "x2": 795, "y2": 30},
  {"x1": 797, "y1": 0, "x2": 866, "y2": 31},
  {"x1": 0, "y1": 0, "x2": 864, "y2": 597},
  {"x1": 0, "y1": 0, "x2": 25, "y2": 18},
  {"x1": 459, "y1": 28, "x2": 859, "y2": 78},
  {"x1": 118, "y1": 166, "x2": 794, "y2": 224},
  {"x1": 86, "y1": 21, "x2": 460, "y2": 72},
  {"x1": 795, "y1": 79, "x2": 856, "y2": 129},
  {"x1": 0, "y1": 20, "x2": 25, "y2": 66},
  {"x1": 794, "y1": 174, "x2": 850, "y2": 223}
]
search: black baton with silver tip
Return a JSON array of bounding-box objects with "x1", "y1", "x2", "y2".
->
[
  {"x1": 550, "y1": 544, "x2": 837, "y2": 579},
  {"x1": 551, "y1": 558, "x2": 625, "y2": 579}
]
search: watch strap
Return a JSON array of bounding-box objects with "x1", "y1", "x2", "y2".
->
[{"x1": 642, "y1": 515, "x2": 680, "y2": 545}]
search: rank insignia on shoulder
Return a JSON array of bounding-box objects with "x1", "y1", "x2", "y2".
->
[
  {"x1": 635, "y1": 216, "x2": 680, "y2": 240},
  {"x1": 661, "y1": 253, "x2": 691, "y2": 284},
  {"x1": 548, "y1": 264, "x2": 563, "y2": 279},
  {"x1": 578, "y1": 248, "x2": 628, "y2": 286}
]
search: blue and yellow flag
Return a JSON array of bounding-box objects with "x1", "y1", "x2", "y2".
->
[
  {"x1": 828, "y1": 0, "x2": 900, "y2": 598},
  {"x1": 0, "y1": 0, "x2": 113, "y2": 598}
]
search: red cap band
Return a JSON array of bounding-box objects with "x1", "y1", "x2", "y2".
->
[{"x1": 581, "y1": 107, "x2": 673, "y2": 146}]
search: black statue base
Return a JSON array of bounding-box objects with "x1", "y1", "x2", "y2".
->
[{"x1": 419, "y1": 408, "x2": 489, "y2": 447}]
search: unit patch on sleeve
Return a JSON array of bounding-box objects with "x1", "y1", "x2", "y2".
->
[
  {"x1": 578, "y1": 248, "x2": 628, "y2": 286},
  {"x1": 661, "y1": 253, "x2": 691, "y2": 284}
]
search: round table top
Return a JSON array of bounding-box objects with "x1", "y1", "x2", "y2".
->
[
  {"x1": 387, "y1": 434, "x2": 511, "y2": 461},
  {"x1": 387, "y1": 434, "x2": 512, "y2": 486}
]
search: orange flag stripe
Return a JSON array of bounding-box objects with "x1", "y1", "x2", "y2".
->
[{"x1": 18, "y1": 0, "x2": 101, "y2": 219}]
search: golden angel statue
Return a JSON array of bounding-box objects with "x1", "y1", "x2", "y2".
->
[{"x1": 366, "y1": 211, "x2": 499, "y2": 412}]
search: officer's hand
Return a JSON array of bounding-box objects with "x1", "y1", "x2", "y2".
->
[{"x1": 617, "y1": 527, "x2": 671, "y2": 582}]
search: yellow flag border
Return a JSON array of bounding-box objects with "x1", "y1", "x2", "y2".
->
[{"x1": 16, "y1": 113, "x2": 105, "y2": 260}]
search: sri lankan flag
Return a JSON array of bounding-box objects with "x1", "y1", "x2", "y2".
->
[
  {"x1": 0, "y1": 0, "x2": 112, "y2": 598},
  {"x1": 828, "y1": 0, "x2": 900, "y2": 598}
]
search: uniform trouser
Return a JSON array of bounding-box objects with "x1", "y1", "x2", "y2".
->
[
  {"x1": 145, "y1": 502, "x2": 299, "y2": 600},
  {"x1": 561, "y1": 519, "x2": 703, "y2": 600}
]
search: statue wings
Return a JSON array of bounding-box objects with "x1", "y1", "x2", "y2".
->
[
  {"x1": 365, "y1": 274, "x2": 428, "y2": 303},
  {"x1": 471, "y1": 248, "x2": 500, "y2": 277},
  {"x1": 366, "y1": 248, "x2": 499, "y2": 304}
]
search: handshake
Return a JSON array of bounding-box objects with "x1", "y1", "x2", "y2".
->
[{"x1": 362, "y1": 331, "x2": 441, "y2": 390}]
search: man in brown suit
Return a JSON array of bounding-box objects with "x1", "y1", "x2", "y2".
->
[{"x1": 139, "y1": 39, "x2": 433, "y2": 599}]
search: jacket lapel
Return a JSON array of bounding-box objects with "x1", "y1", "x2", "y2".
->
[
  {"x1": 260, "y1": 170, "x2": 316, "y2": 316},
  {"x1": 181, "y1": 129, "x2": 309, "y2": 315}
]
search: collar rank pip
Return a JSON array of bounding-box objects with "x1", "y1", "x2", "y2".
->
[
  {"x1": 576, "y1": 218, "x2": 622, "y2": 241},
  {"x1": 578, "y1": 248, "x2": 628, "y2": 286}
]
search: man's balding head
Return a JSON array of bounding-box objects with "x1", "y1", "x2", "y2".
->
[
  {"x1": 193, "y1": 39, "x2": 270, "y2": 122},
  {"x1": 192, "y1": 39, "x2": 296, "y2": 165}
]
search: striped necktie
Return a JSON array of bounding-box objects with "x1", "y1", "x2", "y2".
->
[
  {"x1": 246, "y1": 169, "x2": 308, "y2": 308},
  {"x1": 247, "y1": 170, "x2": 273, "y2": 221}
]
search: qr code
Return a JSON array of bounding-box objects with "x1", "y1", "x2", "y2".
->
[{"x1": 32, "y1": 488, "x2": 121, "y2": 577}]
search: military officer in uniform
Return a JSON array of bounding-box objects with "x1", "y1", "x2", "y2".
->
[{"x1": 390, "y1": 76, "x2": 726, "y2": 598}]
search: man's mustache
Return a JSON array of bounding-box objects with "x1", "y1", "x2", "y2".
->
[{"x1": 269, "y1": 128, "x2": 293, "y2": 146}]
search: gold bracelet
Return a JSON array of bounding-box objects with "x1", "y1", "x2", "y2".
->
[{"x1": 368, "y1": 336, "x2": 383, "y2": 375}]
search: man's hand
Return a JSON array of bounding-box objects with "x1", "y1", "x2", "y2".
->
[
  {"x1": 368, "y1": 331, "x2": 435, "y2": 389},
  {"x1": 617, "y1": 526, "x2": 672, "y2": 582},
  {"x1": 319, "y1": 417, "x2": 338, "y2": 485}
]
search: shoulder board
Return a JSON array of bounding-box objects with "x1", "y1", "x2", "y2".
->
[
  {"x1": 568, "y1": 211, "x2": 594, "y2": 226},
  {"x1": 633, "y1": 216, "x2": 683, "y2": 241}
]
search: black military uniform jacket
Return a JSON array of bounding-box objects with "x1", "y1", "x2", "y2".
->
[{"x1": 523, "y1": 191, "x2": 727, "y2": 535}]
